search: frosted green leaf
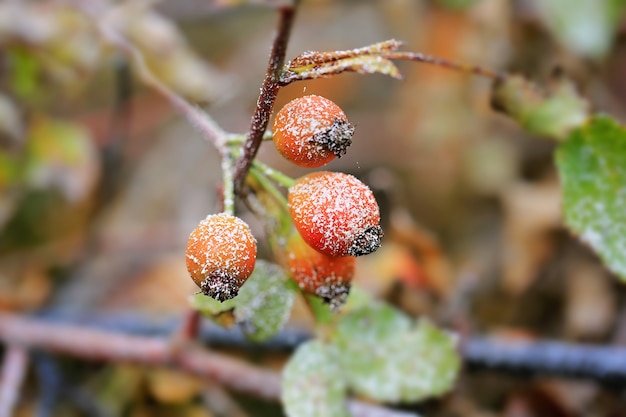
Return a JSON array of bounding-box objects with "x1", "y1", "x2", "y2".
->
[
  {"x1": 335, "y1": 302, "x2": 411, "y2": 342},
  {"x1": 289, "y1": 55, "x2": 400, "y2": 81},
  {"x1": 233, "y1": 260, "x2": 296, "y2": 342},
  {"x1": 334, "y1": 304, "x2": 460, "y2": 403},
  {"x1": 189, "y1": 260, "x2": 296, "y2": 341},
  {"x1": 282, "y1": 340, "x2": 349, "y2": 417},
  {"x1": 283, "y1": 40, "x2": 403, "y2": 83},
  {"x1": 556, "y1": 116, "x2": 626, "y2": 281}
]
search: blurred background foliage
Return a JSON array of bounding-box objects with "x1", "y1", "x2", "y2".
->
[{"x1": 1, "y1": 0, "x2": 626, "y2": 416}]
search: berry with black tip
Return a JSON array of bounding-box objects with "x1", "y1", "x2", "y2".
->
[
  {"x1": 273, "y1": 95, "x2": 355, "y2": 168},
  {"x1": 285, "y1": 231, "x2": 355, "y2": 309},
  {"x1": 186, "y1": 213, "x2": 257, "y2": 302},
  {"x1": 288, "y1": 171, "x2": 383, "y2": 257}
]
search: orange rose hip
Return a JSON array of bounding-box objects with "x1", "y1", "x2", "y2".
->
[
  {"x1": 186, "y1": 213, "x2": 257, "y2": 302},
  {"x1": 288, "y1": 171, "x2": 383, "y2": 257},
  {"x1": 272, "y1": 95, "x2": 355, "y2": 168},
  {"x1": 285, "y1": 231, "x2": 355, "y2": 309}
]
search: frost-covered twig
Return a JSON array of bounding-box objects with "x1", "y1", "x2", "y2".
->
[{"x1": 0, "y1": 313, "x2": 419, "y2": 417}]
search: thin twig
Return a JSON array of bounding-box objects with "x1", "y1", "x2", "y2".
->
[
  {"x1": 233, "y1": 6, "x2": 297, "y2": 193},
  {"x1": 79, "y1": 3, "x2": 228, "y2": 155},
  {"x1": 99, "y1": 54, "x2": 132, "y2": 203},
  {"x1": 0, "y1": 346, "x2": 29, "y2": 417},
  {"x1": 383, "y1": 51, "x2": 506, "y2": 81},
  {"x1": 172, "y1": 309, "x2": 202, "y2": 345},
  {"x1": 0, "y1": 312, "x2": 279, "y2": 400},
  {"x1": 0, "y1": 313, "x2": 418, "y2": 417}
]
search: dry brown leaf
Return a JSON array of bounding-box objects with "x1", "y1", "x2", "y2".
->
[
  {"x1": 500, "y1": 180, "x2": 562, "y2": 294},
  {"x1": 146, "y1": 367, "x2": 202, "y2": 405},
  {"x1": 102, "y1": 255, "x2": 197, "y2": 314},
  {"x1": 389, "y1": 209, "x2": 454, "y2": 297},
  {"x1": 0, "y1": 256, "x2": 51, "y2": 312},
  {"x1": 564, "y1": 263, "x2": 616, "y2": 339}
]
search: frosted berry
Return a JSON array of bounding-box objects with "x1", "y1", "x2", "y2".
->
[
  {"x1": 288, "y1": 171, "x2": 383, "y2": 257},
  {"x1": 186, "y1": 213, "x2": 257, "y2": 302},
  {"x1": 285, "y1": 231, "x2": 355, "y2": 309},
  {"x1": 272, "y1": 95, "x2": 355, "y2": 168}
]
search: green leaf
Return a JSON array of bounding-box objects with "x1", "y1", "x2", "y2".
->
[
  {"x1": 233, "y1": 260, "x2": 296, "y2": 342},
  {"x1": 335, "y1": 302, "x2": 411, "y2": 342},
  {"x1": 189, "y1": 260, "x2": 296, "y2": 341},
  {"x1": 189, "y1": 291, "x2": 237, "y2": 316},
  {"x1": 556, "y1": 115, "x2": 626, "y2": 280},
  {"x1": 25, "y1": 116, "x2": 99, "y2": 201},
  {"x1": 0, "y1": 150, "x2": 19, "y2": 188},
  {"x1": 436, "y1": 0, "x2": 479, "y2": 10},
  {"x1": 491, "y1": 74, "x2": 589, "y2": 140},
  {"x1": 8, "y1": 47, "x2": 41, "y2": 102},
  {"x1": 535, "y1": 0, "x2": 626, "y2": 59},
  {"x1": 282, "y1": 340, "x2": 349, "y2": 417},
  {"x1": 333, "y1": 304, "x2": 460, "y2": 403}
]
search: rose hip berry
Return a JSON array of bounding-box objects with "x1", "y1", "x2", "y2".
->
[
  {"x1": 285, "y1": 231, "x2": 355, "y2": 309},
  {"x1": 272, "y1": 95, "x2": 355, "y2": 168},
  {"x1": 288, "y1": 171, "x2": 383, "y2": 257},
  {"x1": 185, "y1": 213, "x2": 257, "y2": 302}
]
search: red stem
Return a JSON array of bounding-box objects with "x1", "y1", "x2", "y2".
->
[{"x1": 172, "y1": 309, "x2": 203, "y2": 346}]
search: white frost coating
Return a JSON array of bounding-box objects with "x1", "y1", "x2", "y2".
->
[
  {"x1": 185, "y1": 213, "x2": 257, "y2": 301},
  {"x1": 234, "y1": 261, "x2": 295, "y2": 342},
  {"x1": 282, "y1": 341, "x2": 350, "y2": 417},
  {"x1": 558, "y1": 116, "x2": 626, "y2": 281},
  {"x1": 337, "y1": 315, "x2": 460, "y2": 403}
]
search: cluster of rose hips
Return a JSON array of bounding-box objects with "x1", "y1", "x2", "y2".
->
[{"x1": 186, "y1": 95, "x2": 382, "y2": 308}]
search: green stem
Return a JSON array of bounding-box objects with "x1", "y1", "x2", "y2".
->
[
  {"x1": 251, "y1": 160, "x2": 296, "y2": 189},
  {"x1": 225, "y1": 134, "x2": 246, "y2": 147},
  {"x1": 249, "y1": 166, "x2": 289, "y2": 211},
  {"x1": 262, "y1": 130, "x2": 274, "y2": 141},
  {"x1": 304, "y1": 295, "x2": 334, "y2": 327},
  {"x1": 221, "y1": 154, "x2": 235, "y2": 215}
]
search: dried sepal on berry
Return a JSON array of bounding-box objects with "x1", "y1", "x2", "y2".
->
[
  {"x1": 273, "y1": 95, "x2": 355, "y2": 168},
  {"x1": 288, "y1": 171, "x2": 382, "y2": 258},
  {"x1": 186, "y1": 213, "x2": 257, "y2": 302},
  {"x1": 285, "y1": 231, "x2": 355, "y2": 309}
]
